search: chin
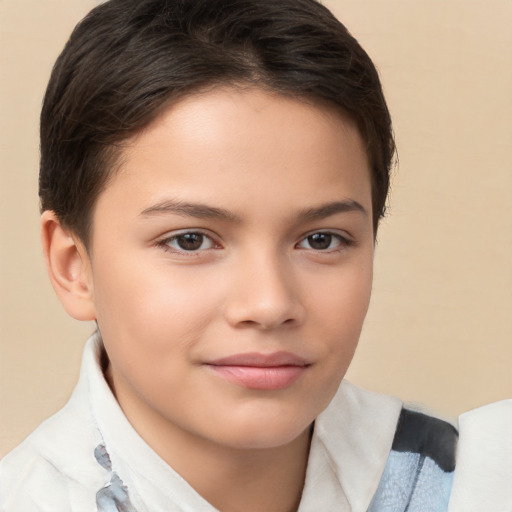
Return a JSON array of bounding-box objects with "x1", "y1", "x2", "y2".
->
[{"x1": 213, "y1": 414, "x2": 313, "y2": 451}]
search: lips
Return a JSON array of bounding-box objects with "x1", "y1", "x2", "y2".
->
[{"x1": 206, "y1": 352, "x2": 310, "y2": 390}]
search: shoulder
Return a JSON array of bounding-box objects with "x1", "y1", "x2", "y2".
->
[
  {"x1": 392, "y1": 408, "x2": 458, "y2": 472},
  {"x1": 369, "y1": 407, "x2": 458, "y2": 512},
  {"x1": 449, "y1": 399, "x2": 512, "y2": 511},
  {"x1": 0, "y1": 388, "x2": 108, "y2": 511}
]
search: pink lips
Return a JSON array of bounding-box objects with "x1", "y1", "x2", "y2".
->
[{"x1": 206, "y1": 352, "x2": 309, "y2": 390}]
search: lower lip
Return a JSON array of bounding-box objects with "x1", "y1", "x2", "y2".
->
[{"x1": 208, "y1": 365, "x2": 307, "y2": 390}]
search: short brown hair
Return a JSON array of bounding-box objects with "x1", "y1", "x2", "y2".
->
[{"x1": 39, "y1": 0, "x2": 395, "y2": 245}]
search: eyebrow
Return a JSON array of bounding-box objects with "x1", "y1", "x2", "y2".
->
[
  {"x1": 139, "y1": 198, "x2": 367, "y2": 222},
  {"x1": 139, "y1": 200, "x2": 241, "y2": 222},
  {"x1": 297, "y1": 199, "x2": 368, "y2": 221}
]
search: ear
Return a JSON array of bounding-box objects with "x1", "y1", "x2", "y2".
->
[{"x1": 41, "y1": 211, "x2": 96, "y2": 321}]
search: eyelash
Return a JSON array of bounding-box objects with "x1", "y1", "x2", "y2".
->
[
  {"x1": 156, "y1": 229, "x2": 354, "y2": 256},
  {"x1": 295, "y1": 231, "x2": 354, "y2": 252},
  {"x1": 156, "y1": 230, "x2": 220, "y2": 254}
]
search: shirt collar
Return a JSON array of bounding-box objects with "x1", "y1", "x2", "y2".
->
[{"x1": 302, "y1": 380, "x2": 402, "y2": 511}]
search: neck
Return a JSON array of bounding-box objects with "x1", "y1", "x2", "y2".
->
[
  {"x1": 185, "y1": 429, "x2": 312, "y2": 512},
  {"x1": 147, "y1": 419, "x2": 311, "y2": 512}
]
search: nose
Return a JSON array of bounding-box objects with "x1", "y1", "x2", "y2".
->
[{"x1": 223, "y1": 253, "x2": 305, "y2": 330}]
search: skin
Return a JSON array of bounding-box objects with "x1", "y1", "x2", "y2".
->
[{"x1": 43, "y1": 86, "x2": 375, "y2": 512}]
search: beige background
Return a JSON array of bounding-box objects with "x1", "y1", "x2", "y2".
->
[{"x1": 1, "y1": 0, "x2": 511, "y2": 458}]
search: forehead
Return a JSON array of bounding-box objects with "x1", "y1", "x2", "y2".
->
[{"x1": 94, "y1": 86, "x2": 372, "y2": 225}]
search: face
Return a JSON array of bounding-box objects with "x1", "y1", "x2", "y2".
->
[{"x1": 85, "y1": 87, "x2": 374, "y2": 453}]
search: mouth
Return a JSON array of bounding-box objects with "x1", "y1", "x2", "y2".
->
[{"x1": 206, "y1": 352, "x2": 310, "y2": 391}]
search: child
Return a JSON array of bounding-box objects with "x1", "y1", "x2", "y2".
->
[{"x1": 0, "y1": 0, "x2": 508, "y2": 510}]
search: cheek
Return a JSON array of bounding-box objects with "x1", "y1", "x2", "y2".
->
[
  {"x1": 298, "y1": 264, "x2": 373, "y2": 418},
  {"x1": 310, "y1": 258, "x2": 373, "y2": 328},
  {"x1": 91, "y1": 255, "x2": 222, "y2": 353},
  {"x1": 304, "y1": 256, "x2": 373, "y2": 384}
]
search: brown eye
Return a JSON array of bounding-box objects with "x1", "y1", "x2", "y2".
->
[
  {"x1": 176, "y1": 233, "x2": 204, "y2": 250},
  {"x1": 163, "y1": 232, "x2": 216, "y2": 252},
  {"x1": 297, "y1": 231, "x2": 350, "y2": 252},
  {"x1": 306, "y1": 233, "x2": 332, "y2": 250}
]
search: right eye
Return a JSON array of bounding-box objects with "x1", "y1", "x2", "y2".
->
[{"x1": 158, "y1": 231, "x2": 218, "y2": 253}]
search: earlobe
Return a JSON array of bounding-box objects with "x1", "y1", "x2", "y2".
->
[{"x1": 41, "y1": 211, "x2": 96, "y2": 321}]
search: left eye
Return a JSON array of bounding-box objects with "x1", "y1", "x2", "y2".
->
[
  {"x1": 297, "y1": 232, "x2": 346, "y2": 251},
  {"x1": 164, "y1": 232, "x2": 216, "y2": 252}
]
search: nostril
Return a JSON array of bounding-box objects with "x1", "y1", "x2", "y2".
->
[
  {"x1": 236, "y1": 316, "x2": 297, "y2": 330},
  {"x1": 237, "y1": 319, "x2": 260, "y2": 328}
]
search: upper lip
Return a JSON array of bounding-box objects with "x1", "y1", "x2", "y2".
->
[{"x1": 207, "y1": 352, "x2": 309, "y2": 367}]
